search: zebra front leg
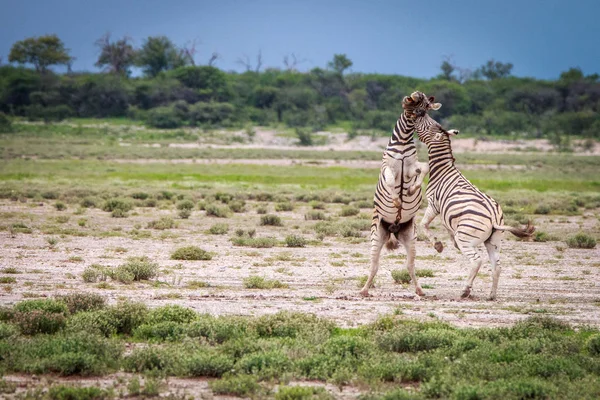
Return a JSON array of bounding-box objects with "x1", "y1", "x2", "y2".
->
[
  {"x1": 382, "y1": 166, "x2": 401, "y2": 208},
  {"x1": 398, "y1": 219, "x2": 424, "y2": 296},
  {"x1": 485, "y1": 231, "x2": 504, "y2": 300},
  {"x1": 360, "y1": 219, "x2": 389, "y2": 296},
  {"x1": 420, "y1": 206, "x2": 443, "y2": 253},
  {"x1": 407, "y1": 161, "x2": 429, "y2": 196}
]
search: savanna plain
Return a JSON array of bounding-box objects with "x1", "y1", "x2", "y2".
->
[{"x1": 0, "y1": 121, "x2": 599, "y2": 399}]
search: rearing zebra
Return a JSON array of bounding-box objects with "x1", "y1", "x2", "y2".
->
[
  {"x1": 360, "y1": 92, "x2": 443, "y2": 297},
  {"x1": 412, "y1": 104, "x2": 534, "y2": 300}
]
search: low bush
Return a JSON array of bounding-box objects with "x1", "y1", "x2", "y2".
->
[
  {"x1": 14, "y1": 310, "x2": 66, "y2": 335},
  {"x1": 205, "y1": 204, "x2": 231, "y2": 218},
  {"x1": 171, "y1": 246, "x2": 212, "y2": 260},
  {"x1": 285, "y1": 234, "x2": 307, "y2": 248},
  {"x1": 46, "y1": 385, "x2": 110, "y2": 400},
  {"x1": 146, "y1": 106, "x2": 183, "y2": 129},
  {"x1": 275, "y1": 202, "x2": 294, "y2": 212},
  {"x1": 147, "y1": 216, "x2": 175, "y2": 230},
  {"x1": 305, "y1": 211, "x2": 328, "y2": 220},
  {"x1": 209, "y1": 374, "x2": 261, "y2": 397},
  {"x1": 147, "y1": 304, "x2": 198, "y2": 324},
  {"x1": 114, "y1": 257, "x2": 159, "y2": 281},
  {"x1": 231, "y1": 236, "x2": 278, "y2": 248},
  {"x1": 261, "y1": 214, "x2": 283, "y2": 226},
  {"x1": 391, "y1": 269, "x2": 411, "y2": 284},
  {"x1": 55, "y1": 293, "x2": 106, "y2": 314},
  {"x1": 340, "y1": 206, "x2": 360, "y2": 217},
  {"x1": 176, "y1": 199, "x2": 195, "y2": 210},
  {"x1": 185, "y1": 351, "x2": 235, "y2": 377},
  {"x1": 566, "y1": 233, "x2": 596, "y2": 249},
  {"x1": 208, "y1": 223, "x2": 229, "y2": 235},
  {"x1": 14, "y1": 299, "x2": 68, "y2": 315},
  {"x1": 243, "y1": 276, "x2": 288, "y2": 289},
  {"x1": 102, "y1": 198, "x2": 132, "y2": 213}
]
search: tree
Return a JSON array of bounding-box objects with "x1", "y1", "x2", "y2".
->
[
  {"x1": 135, "y1": 36, "x2": 188, "y2": 77},
  {"x1": 440, "y1": 60, "x2": 455, "y2": 81},
  {"x1": 328, "y1": 54, "x2": 352, "y2": 75},
  {"x1": 94, "y1": 33, "x2": 136, "y2": 75},
  {"x1": 477, "y1": 59, "x2": 513, "y2": 80},
  {"x1": 8, "y1": 34, "x2": 72, "y2": 73}
]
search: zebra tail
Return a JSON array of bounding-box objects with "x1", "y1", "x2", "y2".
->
[
  {"x1": 493, "y1": 221, "x2": 535, "y2": 238},
  {"x1": 385, "y1": 235, "x2": 400, "y2": 250}
]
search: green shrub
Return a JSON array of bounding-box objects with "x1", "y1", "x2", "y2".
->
[
  {"x1": 295, "y1": 128, "x2": 313, "y2": 146},
  {"x1": 391, "y1": 269, "x2": 411, "y2": 284},
  {"x1": 176, "y1": 200, "x2": 195, "y2": 210},
  {"x1": 14, "y1": 299, "x2": 68, "y2": 315},
  {"x1": 147, "y1": 304, "x2": 197, "y2": 324},
  {"x1": 14, "y1": 310, "x2": 66, "y2": 335},
  {"x1": 55, "y1": 293, "x2": 106, "y2": 314},
  {"x1": 116, "y1": 257, "x2": 159, "y2": 281},
  {"x1": 178, "y1": 209, "x2": 192, "y2": 219},
  {"x1": 228, "y1": 200, "x2": 246, "y2": 213},
  {"x1": 123, "y1": 346, "x2": 177, "y2": 373},
  {"x1": 0, "y1": 277, "x2": 16, "y2": 284},
  {"x1": 254, "y1": 312, "x2": 334, "y2": 339},
  {"x1": 0, "y1": 321, "x2": 19, "y2": 339},
  {"x1": 54, "y1": 201, "x2": 67, "y2": 211},
  {"x1": 102, "y1": 198, "x2": 132, "y2": 213},
  {"x1": 111, "y1": 208, "x2": 127, "y2": 218},
  {"x1": 47, "y1": 385, "x2": 109, "y2": 400},
  {"x1": 261, "y1": 214, "x2": 283, "y2": 226},
  {"x1": 82, "y1": 264, "x2": 109, "y2": 283},
  {"x1": 275, "y1": 202, "x2": 294, "y2": 212},
  {"x1": 171, "y1": 246, "x2": 212, "y2": 260},
  {"x1": 566, "y1": 233, "x2": 596, "y2": 249},
  {"x1": 275, "y1": 386, "x2": 332, "y2": 400},
  {"x1": 147, "y1": 216, "x2": 175, "y2": 229},
  {"x1": 305, "y1": 211, "x2": 328, "y2": 220},
  {"x1": 209, "y1": 223, "x2": 229, "y2": 235},
  {"x1": 587, "y1": 334, "x2": 600, "y2": 356},
  {"x1": 534, "y1": 204, "x2": 551, "y2": 215},
  {"x1": 131, "y1": 192, "x2": 150, "y2": 200},
  {"x1": 243, "y1": 276, "x2": 288, "y2": 289},
  {"x1": 186, "y1": 315, "x2": 249, "y2": 343},
  {"x1": 209, "y1": 374, "x2": 261, "y2": 397},
  {"x1": 340, "y1": 206, "x2": 360, "y2": 217},
  {"x1": 80, "y1": 197, "x2": 97, "y2": 208},
  {"x1": 10, "y1": 222, "x2": 32, "y2": 234},
  {"x1": 185, "y1": 351, "x2": 235, "y2": 377},
  {"x1": 106, "y1": 301, "x2": 149, "y2": 335},
  {"x1": 0, "y1": 112, "x2": 13, "y2": 133},
  {"x1": 66, "y1": 310, "x2": 118, "y2": 337},
  {"x1": 285, "y1": 234, "x2": 307, "y2": 247},
  {"x1": 205, "y1": 203, "x2": 231, "y2": 218},
  {"x1": 231, "y1": 236, "x2": 278, "y2": 248},
  {"x1": 237, "y1": 349, "x2": 292, "y2": 379},
  {"x1": 133, "y1": 321, "x2": 186, "y2": 342},
  {"x1": 379, "y1": 329, "x2": 457, "y2": 353},
  {"x1": 146, "y1": 106, "x2": 183, "y2": 129}
]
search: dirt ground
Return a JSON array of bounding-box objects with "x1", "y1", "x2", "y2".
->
[{"x1": 1, "y1": 197, "x2": 599, "y2": 329}]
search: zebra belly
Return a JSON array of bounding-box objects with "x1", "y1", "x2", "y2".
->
[{"x1": 376, "y1": 183, "x2": 422, "y2": 224}]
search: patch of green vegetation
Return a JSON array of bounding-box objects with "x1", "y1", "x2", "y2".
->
[
  {"x1": 566, "y1": 232, "x2": 597, "y2": 249},
  {"x1": 243, "y1": 276, "x2": 289, "y2": 289},
  {"x1": 171, "y1": 246, "x2": 212, "y2": 261}
]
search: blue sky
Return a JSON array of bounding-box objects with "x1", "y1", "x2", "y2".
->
[{"x1": 0, "y1": 0, "x2": 598, "y2": 79}]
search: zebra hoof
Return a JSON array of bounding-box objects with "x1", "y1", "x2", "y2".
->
[
  {"x1": 461, "y1": 288, "x2": 471, "y2": 298},
  {"x1": 359, "y1": 289, "x2": 371, "y2": 297},
  {"x1": 416, "y1": 287, "x2": 425, "y2": 297},
  {"x1": 434, "y1": 241, "x2": 444, "y2": 253}
]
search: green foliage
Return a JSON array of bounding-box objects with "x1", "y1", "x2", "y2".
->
[
  {"x1": 261, "y1": 214, "x2": 283, "y2": 226},
  {"x1": 170, "y1": 246, "x2": 212, "y2": 260},
  {"x1": 115, "y1": 257, "x2": 159, "y2": 281},
  {"x1": 14, "y1": 310, "x2": 67, "y2": 335},
  {"x1": 210, "y1": 374, "x2": 261, "y2": 397},
  {"x1": 243, "y1": 276, "x2": 288, "y2": 289},
  {"x1": 146, "y1": 106, "x2": 183, "y2": 129},
  {"x1": 135, "y1": 35, "x2": 188, "y2": 77},
  {"x1": 147, "y1": 216, "x2": 175, "y2": 229},
  {"x1": 285, "y1": 234, "x2": 307, "y2": 247},
  {"x1": 0, "y1": 112, "x2": 12, "y2": 133},
  {"x1": 391, "y1": 269, "x2": 411, "y2": 284},
  {"x1": 101, "y1": 198, "x2": 132, "y2": 213},
  {"x1": 55, "y1": 293, "x2": 106, "y2": 314},
  {"x1": 14, "y1": 299, "x2": 68, "y2": 315},
  {"x1": 205, "y1": 203, "x2": 231, "y2": 218},
  {"x1": 208, "y1": 223, "x2": 229, "y2": 235},
  {"x1": 47, "y1": 384, "x2": 110, "y2": 400},
  {"x1": 566, "y1": 232, "x2": 597, "y2": 249},
  {"x1": 8, "y1": 34, "x2": 72, "y2": 72}
]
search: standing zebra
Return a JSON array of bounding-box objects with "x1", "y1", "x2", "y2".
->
[
  {"x1": 360, "y1": 92, "x2": 445, "y2": 297},
  {"x1": 412, "y1": 105, "x2": 534, "y2": 300}
]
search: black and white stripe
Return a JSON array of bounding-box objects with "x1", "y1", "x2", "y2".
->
[
  {"x1": 413, "y1": 112, "x2": 534, "y2": 300},
  {"x1": 360, "y1": 92, "x2": 439, "y2": 297}
]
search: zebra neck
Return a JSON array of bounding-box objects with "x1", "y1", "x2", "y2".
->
[
  {"x1": 427, "y1": 141, "x2": 456, "y2": 178},
  {"x1": 385, "y1": 113, "x2": 415, "y2": 157}
]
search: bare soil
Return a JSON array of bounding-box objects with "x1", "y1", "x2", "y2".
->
[{"x1": 1, "y1": 199, "x2": 599, "y2": 329}]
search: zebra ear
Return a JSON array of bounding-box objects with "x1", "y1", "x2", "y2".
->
[{"x1": 430, "y1": 102, "x2": 442, "y2": 110}]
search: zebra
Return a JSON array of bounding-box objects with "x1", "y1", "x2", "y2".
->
[
  {"x1": 359, "y1": 92, "x2": 446, "y2": 297},
  {"x1": 412, "y1": 104, "x2": 535, "y2": 300}
]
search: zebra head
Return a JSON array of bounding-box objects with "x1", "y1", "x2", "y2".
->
[
  {"x1": 414, "y1": 113, "x2": 459, "y2": 145},
  {"x1": 402, "y1": 91, "x2": 442, "y2": 119}
]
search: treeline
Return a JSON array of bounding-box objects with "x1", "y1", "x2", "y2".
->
[{"x1": 0, "y1": 34, "x2": 599, "y2": 140}]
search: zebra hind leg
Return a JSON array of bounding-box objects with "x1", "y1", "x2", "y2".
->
[
  {"x1": 485, "y1": 231, "x2": 504, "y2": 300},
  {"x1": 360, "y1": 218, "x2": 389, "y2": 296},
  {"x1": 419, "y1": 206, "x2": 443, "y2": 253},
  {"x1": 397, "y1": 219, "x2": 424, "y2": 297},
  {"x1": 457, "y1": 237, "x2": 483, "y2": 298}
]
